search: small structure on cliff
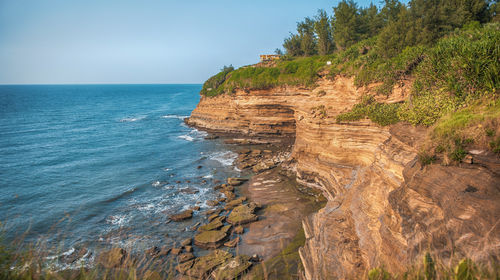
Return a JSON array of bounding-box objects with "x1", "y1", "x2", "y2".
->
[{"x1": 259, "y1": 54, "x2": 281, "y2": 62}]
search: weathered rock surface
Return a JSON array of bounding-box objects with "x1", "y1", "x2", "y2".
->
[
  {"x1": 227, "y1": 177, "x2": 248, "y2": 186},
  {"x1": 182, "y1": 249, "x2": 232, "y2": 278},
  {"x1": 211, "y1": 255, "x2": 252, "y2": 280},
  {"x1": 194, "y1": 230, "x2": 228, "y2": 249},
  {"x1": 198, "y1": 216, "x2": 225, "y2": 231},
  {"x1": 169, "y1": 209, "x2": 193, "y2": 221},
  {"x1": 224, "y1": 236, "x2": 240, "y2": 248},
  {"x1": 186, "y1": 76, "x2": 500, "y2": 279},
  {"x1": 227, "y1": 204, "x2": 258, "y2": 225}
]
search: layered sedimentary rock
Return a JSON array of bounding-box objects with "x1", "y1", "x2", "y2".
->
[{"x1": 186, "y1": 77, "x2": 500, "y2": 279}]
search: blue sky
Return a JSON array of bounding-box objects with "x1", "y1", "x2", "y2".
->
[{"x1": 1, "y1": 0, "x2": 387, "y2": 84}]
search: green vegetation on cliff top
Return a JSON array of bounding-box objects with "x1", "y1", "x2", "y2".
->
[{"x1": 200, "y1": 0, "x2": 499, "y2": 162}]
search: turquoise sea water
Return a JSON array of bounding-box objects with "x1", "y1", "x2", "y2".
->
[{"x1": 0, "y1": 84, "x2": 240, "y2": 266}]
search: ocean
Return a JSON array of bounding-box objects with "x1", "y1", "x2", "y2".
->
[{"x1": 0, "y1": 84, "x2": 241, "y2": 267}]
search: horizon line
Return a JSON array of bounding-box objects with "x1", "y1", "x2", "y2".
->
[{"x1": 0, "y1": 82, "x2": 203, "y2": 86}]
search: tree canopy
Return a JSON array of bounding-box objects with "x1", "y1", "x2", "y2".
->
[{"x1": 282, "y1": 0, "x2": 497, "y2": 58}]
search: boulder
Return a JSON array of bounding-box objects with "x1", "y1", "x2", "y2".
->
[
  {"x1": 224, "y1": 237, "x2": 240, "y2": 248},
  {"x1": 178, "y1": 252, "x2": 195, "y2": 263},
  {"x1": 220, "y1": 225, "x2": 232, "y2": 234},
  {"x1": 184, "y1": 245, "x2": 193, "y2": 253},
  {"x1": 227, "y1": 204, "x2": 258, "y2": 225},
  {"x1": 208, "y1": 213, "x2": 219, "y2": 222},
  {"x1": 171, "y1": 248, "x2": 182, "y2": 255},
  {"x1": 211, "y1": 255, "x2": 252, "y2": 280},
  {"x1": 98, "y1": 248, "x2": 127, "y2": 268},
  {"x1": 204, "y1": 208, "x2": 222, "y2": 216},
  {"x1": 170, "y1": 209, "x2": 193, "y2": 221},
  {"x1": 224, "y1": 197, "x2": 247, "y2": 210},
  {"x1": 223, "y1": 191, "x2": 236, "y2": 200},
  {"x1": 194, "y1": 230, "x2": 228, "y2": 249},
  {"x1": 227, "y1": 178, "x2": 248, "y2": 186},
  {"x1": 184, "y1": 250, "x2": 232, "y2": 278},
  {"x1": 198, "y1": 217, "x2": 224, "y2": 232},
  {"x1": 252, "y1": 161, "x2": 274, "y2": 173},
  {"x1": 181, "y1": 238, "x2": 192, "y2": 247},
  {"x1": 207, "y1": 200, "x2": 219, "y2": 207}
]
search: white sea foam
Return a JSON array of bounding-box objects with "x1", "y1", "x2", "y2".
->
[
  {"x1": 195, "y1": 129, "x2": 208, "y2": 137},
  {"x1": 62, "y1": 247, "x2": 75, "y2": 256},
  {"x1": 178, "y1": 135, "x2": 194, "y2": 141},
  {"x1": 106, "y1": 214, "x2": 129, "y2": 226},
  {"x1": 208, "y1": 151, "x2": 238, "y2": 166},
  {"x1": 161, "y1": 114, "x2": 189, "y2": 120},
  {"x1": 178, "y1": 128, "x2": 208, "y2": 142},
  {"x1": 152, "y1": 181, "x2": 161, "y2": 187},
  {"x1": 119, "y1": 116, "x2": 146, "y2": 122},
  {"x1": 137, "y1": 203, "x2": 155, "y2": 211},
  {"x1": 203, "y1": 174, "x2": 214, "y2": 179}
]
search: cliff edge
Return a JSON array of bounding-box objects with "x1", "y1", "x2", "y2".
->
[{"x1": 186, "y1": 76, "x2": 500, "y2": 279}]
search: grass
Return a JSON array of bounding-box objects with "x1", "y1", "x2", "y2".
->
[
  {"x1": 336, "y1": 95, "x2": 401, "y2": 126},
  {"x1": 200, "y1": 56, "x2": 330, "y2": 96},
  {"x1": 418, "y1": 98, "x2": 500, "y2": 164},
  {"x1": 368, "y1": 253, "x2": 499, "y2": 280}
]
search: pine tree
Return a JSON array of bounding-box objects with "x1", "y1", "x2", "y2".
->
[
  {"x1": 298, "y1": 17, "x2": 317, "y2": 56},
  {"x1": 332, "y1": 0, "x2": 360, "y2": 50},
  {"x1": 283, "y1": 33, "x2": 303, "y2": 56},
  {"x1": 314, "y1": 9, "x2": 334, "y2": 55},
  {"x1": 358, "y1": 3, "x2": 384, "y2": 39}
]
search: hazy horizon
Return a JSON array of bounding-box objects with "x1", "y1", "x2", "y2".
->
[{"x1": 1, "y1": 0, "x2": 390, "y2": 85}]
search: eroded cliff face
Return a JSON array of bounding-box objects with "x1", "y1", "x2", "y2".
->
[{"x1": 186, "y1": 77, "x2": 500, "y2": 279}]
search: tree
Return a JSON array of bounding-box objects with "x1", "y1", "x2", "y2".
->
[
  {"x1": 333, "y1": 0, "x2": 361, "y2": 50},
  {"x1": 283, "y1": 33, "x2": 303, "y2": 56},
  {"x1": 274, "y1": 48, "x2": 284, "y2": 55},
  {"x1": 314, "y1": 9, "x2": 334, "y2": 55},
  {"x1": 297, "y1": 17, "x2": 317, "y2": 56},
  {"x1": 381, "y1": 0, "x2": 403, "y2": 23},
  {"x1": 376, "y1": 5, "x2": 414, "y2": 57},
  {"x1": 358, "y1": 3, "x2": 384, "y2": 39}
]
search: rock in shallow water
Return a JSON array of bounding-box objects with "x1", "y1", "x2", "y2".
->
[
  {"x1": 194, "y1": 230, "x2": 228, "y2": 249},
  {"x1": 197, "y1": 217, "x2": 225, "y2": 232},
  {"x1": 227, "y1": 204, "x2": 258, "y2": 225},
  {"x1": 227, "y1": 177, "x2": 248, "y2": 186},
  {"x1": 169, "y1": 209, "x2": 193, "y2": 221}
]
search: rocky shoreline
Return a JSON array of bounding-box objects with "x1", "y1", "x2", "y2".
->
[
  {"x1": 184, "y1": 77, "x2": 500, "y2": 279},
  {"x1": 92, "y1": 133, "x2": 320, "y2": 279}
]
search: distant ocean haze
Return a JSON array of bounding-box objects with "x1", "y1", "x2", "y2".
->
[{"x1": 0, "y1": 84, "x2": 241, "y2": 269}]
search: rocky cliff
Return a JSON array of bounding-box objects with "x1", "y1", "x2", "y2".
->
[{"x1": 186, "y1": 77, "x2": 500, "y2": 279}]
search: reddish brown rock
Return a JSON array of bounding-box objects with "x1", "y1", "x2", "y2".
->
[
  {"x1": 169, "y1": 209, "x2": 193, "y2": 222},
  {"x1": 186, "y1": 76, "x2": 500, "y2": 279}
]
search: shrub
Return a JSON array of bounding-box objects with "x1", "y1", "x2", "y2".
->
[
  {"x1": 336, "y1": 95, "x2": 400, "y2": 126},
  {"x1": 398, "y1": 90, "x2": 460, "y2": 126}
]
